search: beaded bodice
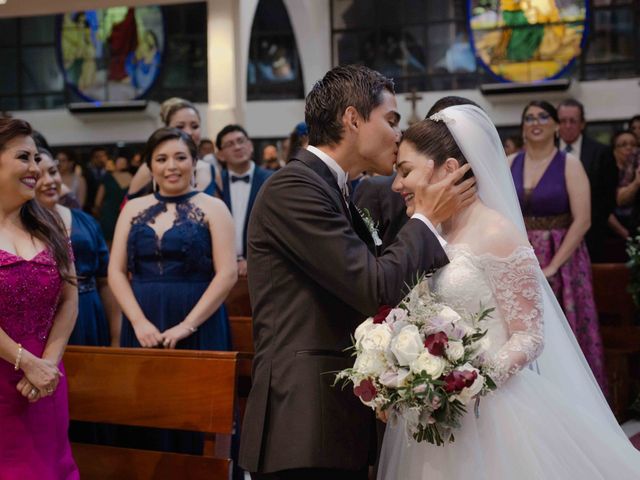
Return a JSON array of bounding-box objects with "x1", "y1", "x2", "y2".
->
[
  {"x1": 127, "y1": 192, "x2": 213, "y2": 281},
  {"x1": 0, "y1": 249, "x2": 63, "y2": 344}
]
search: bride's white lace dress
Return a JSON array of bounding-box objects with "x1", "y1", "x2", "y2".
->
[{"x1": 378, "y1": 243, "x2": 640, "y2": 479}]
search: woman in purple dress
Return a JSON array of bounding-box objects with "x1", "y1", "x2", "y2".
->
[
  {"x1": 509, "y1": 101, "x2": 608, "y2": 394},
  {"x1": 0, "y1": 118, "x2": 79, "y2": 479}
]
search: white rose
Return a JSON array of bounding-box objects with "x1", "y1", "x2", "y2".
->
[
  {"x1": 360, "y1": 324, "x2": 393, "y2": 351},
  {"x1": 390, "y1": 325, "x2": 425, "y2": 366},
  {"x1": 353, "y1": 350, "x2": 388, "y2": 377},
  {"x1": 410, "y1": 351, "x2": 447, "y2": 378},
  {"x1": 453, "y1": 363, "x2": 485, "y2": 405},
  {"x1": 354, "y1": 318, "x2": 375, "y2": 347},
  {"x1": 439, "y1": 306, "x2": 461, "y2": 324},
  {"x1": 445, "y1": 340, "x2": 465, "y2": 362}
]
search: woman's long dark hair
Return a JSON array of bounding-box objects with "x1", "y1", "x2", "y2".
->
[{"x1": 0, "y1": 118, "x2": 74, "y2": 283}]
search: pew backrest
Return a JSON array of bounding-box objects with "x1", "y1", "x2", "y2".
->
[
  {"x1": 64, "y1": 346, "x2": 244, "y2": 479},
  {"x1": 591, "y1": 263, "x2": 635, "y2": 326}
]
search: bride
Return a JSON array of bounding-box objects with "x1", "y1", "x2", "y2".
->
[{"x1": 377, "y1": 104, "x2": 640, "y2": 479}]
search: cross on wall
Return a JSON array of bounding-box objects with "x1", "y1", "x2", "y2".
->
[{"x1": 405, "y1": 88, "x2": 423, "y2": 126}]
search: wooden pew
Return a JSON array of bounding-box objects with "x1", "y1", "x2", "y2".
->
[
  {"x1": 591, "y1": 264, "x2": 640, "y2": 421},
  {"x1": 229, "y1": 316, "x2": 254, "y2": 426},
  {"x1": 225, "y1": 277, "x2": 251, "y2": 317},
  {"x1": 591, "y1": 263, "x2": 635, "y2": 326},
  {"x1": 64, "y1": 346, "x2": 248, "y2": 480},
  {"x1": 229, "y1": 316, "x2": 254, "y2": 354}
]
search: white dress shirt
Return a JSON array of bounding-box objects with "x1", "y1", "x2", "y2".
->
[
  {"x1": 560, "y1": 134, "x2": 583, "y2": 160},
  {"x1": 306, "y1": 145, "x2": 446, "y2": 247},
  {"x1": 307, "y1": 145, "x2": 350, "y2": 202},
  {"x1": 229, "y1": 162, "x2": 255, "y2": 256}
]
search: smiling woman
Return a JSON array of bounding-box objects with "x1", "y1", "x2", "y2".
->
[
  {"x1": 0, "y1": 117, "x2": 79, "y2": 479},
  {"x1": 107, "y1": 126, "x2": 237, "y2": 453}
]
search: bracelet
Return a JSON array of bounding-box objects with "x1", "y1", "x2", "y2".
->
[
  {"x1": 184, "y1": 324, "x2": 197, "y2": 334},
  {"x1": 14, "y1": 343, "x2": 23, "y2": 371}
]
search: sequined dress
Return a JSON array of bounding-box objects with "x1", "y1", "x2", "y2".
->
[{"x1": 0, "y1": 248, "x2": 79, "y2": 480}]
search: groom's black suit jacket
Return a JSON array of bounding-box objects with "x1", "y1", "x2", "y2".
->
[{"x1": 238, "y1": 148, "x2": 448, "y2": 474}]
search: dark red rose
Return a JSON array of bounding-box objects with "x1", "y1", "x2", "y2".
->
[
  {"x1": 443, "y1": 369, "x2": 478, "y2": 393},
  {"x1": 373, "y1": 305, "x2": 393, "y2": 324},
  {"x1": 424, "y1": 332, "x2": 449, "y2": 357},
  {"x1": 354, "y1": 378, "x2": 377, "y2": 402}
]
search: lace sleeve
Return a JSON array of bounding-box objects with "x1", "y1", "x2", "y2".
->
[{"x1": 481, "y1": 247, "x2": 544, "y2": 386}]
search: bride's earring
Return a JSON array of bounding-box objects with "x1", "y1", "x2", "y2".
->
[{"x1": 152, "y1": 177, "x2": 157, "y2": 192}]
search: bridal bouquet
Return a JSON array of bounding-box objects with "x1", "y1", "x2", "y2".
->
[{"x1": 336, "y1": 285, "x2": 496, "y2": 446}]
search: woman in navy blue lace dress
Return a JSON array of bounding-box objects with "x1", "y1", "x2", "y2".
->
[
  {"x1": 110, "y1": 126, "x2": 236, "y2": 352},
  {"x1": 108, "y1": 127, "x2": 237, "y2": 452}
]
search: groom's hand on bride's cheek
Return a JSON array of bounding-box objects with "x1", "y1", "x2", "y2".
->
[{"x1": 414, "y1": 164, "x2": 476, "y2": 225}]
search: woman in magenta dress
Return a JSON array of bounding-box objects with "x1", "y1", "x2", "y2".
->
[
  {"x1": 0, "y1": 118, "x2": 79, "y2": 479},
  {"x1": 509, "y1": 101, "x2": 608, "y2": 394}
]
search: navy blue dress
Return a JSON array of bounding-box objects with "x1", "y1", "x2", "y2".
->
[
  {"x1": 68, "y1": 209, "x2": 113, "y2": 445},
  {"x1": 120, "y1": 190, "x2": 230, "y2": 351},
  {"x1": 68, "y1": 209, "x2": 110, "y2": 346}
]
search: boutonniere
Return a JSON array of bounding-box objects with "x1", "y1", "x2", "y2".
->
[{"x1": 357, "y1": 207, "x2": 382, "y2": 247}]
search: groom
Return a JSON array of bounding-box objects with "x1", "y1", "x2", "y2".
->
[{"x1": 239, "y1": 65, "x2": 475, "y2": 479}]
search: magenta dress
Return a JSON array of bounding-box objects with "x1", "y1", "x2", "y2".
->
[
  {"x1": 511, "y1": 150, "x2": 608, "y2": 395},
  {"x1": 0, "y1": 248, "x2": 79, "y2": 480}
]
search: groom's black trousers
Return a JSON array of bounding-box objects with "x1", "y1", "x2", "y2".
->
[{"x1": 251, "y1": 467, "x2": 368, "y2": 480}]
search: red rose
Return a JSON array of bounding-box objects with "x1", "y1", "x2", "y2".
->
[
  {"x1": 443, "y1": 369, "x2": 478, "y2": 393},
  {"x1": 424, "y1": 332, "x2": 449, "y2": 357},
  {"x1": 354, "y1": 378, "x2": 377, "y2": 402},
  {"x1": 373, "y1": 305, "x2": 393, "y2": 324}
]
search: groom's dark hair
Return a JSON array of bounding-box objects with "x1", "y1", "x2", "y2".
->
[{"x1": 305, "y1": 64, "x2": 395, "y2": 147}]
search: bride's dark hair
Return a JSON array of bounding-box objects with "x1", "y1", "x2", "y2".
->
[{"x1": 402, "y1": 118, "x2": 474, "y2": 181}]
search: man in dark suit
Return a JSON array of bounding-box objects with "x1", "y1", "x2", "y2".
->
[
  {"x1": 558, "y1": 99, "x2": 617, "y2": 262},
  {"x1": 217, "y1": 125, "x2": 273, "y2": 276},
  {"x1": 239, "y1": 65, "x2": 475, "y2": 480}
]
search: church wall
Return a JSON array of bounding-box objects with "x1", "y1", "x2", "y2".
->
[{"x1": 4, "y1": 0, "x2": 640, "y2": 146}]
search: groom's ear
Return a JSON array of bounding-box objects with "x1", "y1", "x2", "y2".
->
[{"x1": 343, "y1": 106, "x2": 360, "y2": 132}]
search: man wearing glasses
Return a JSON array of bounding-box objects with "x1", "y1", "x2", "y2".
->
[
  {"x1": 557, "y1": 98, "x2": 617, "y2": 262},
  {"x1": 217, "y1": 125, "x2": 273, "y2": 276}
]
